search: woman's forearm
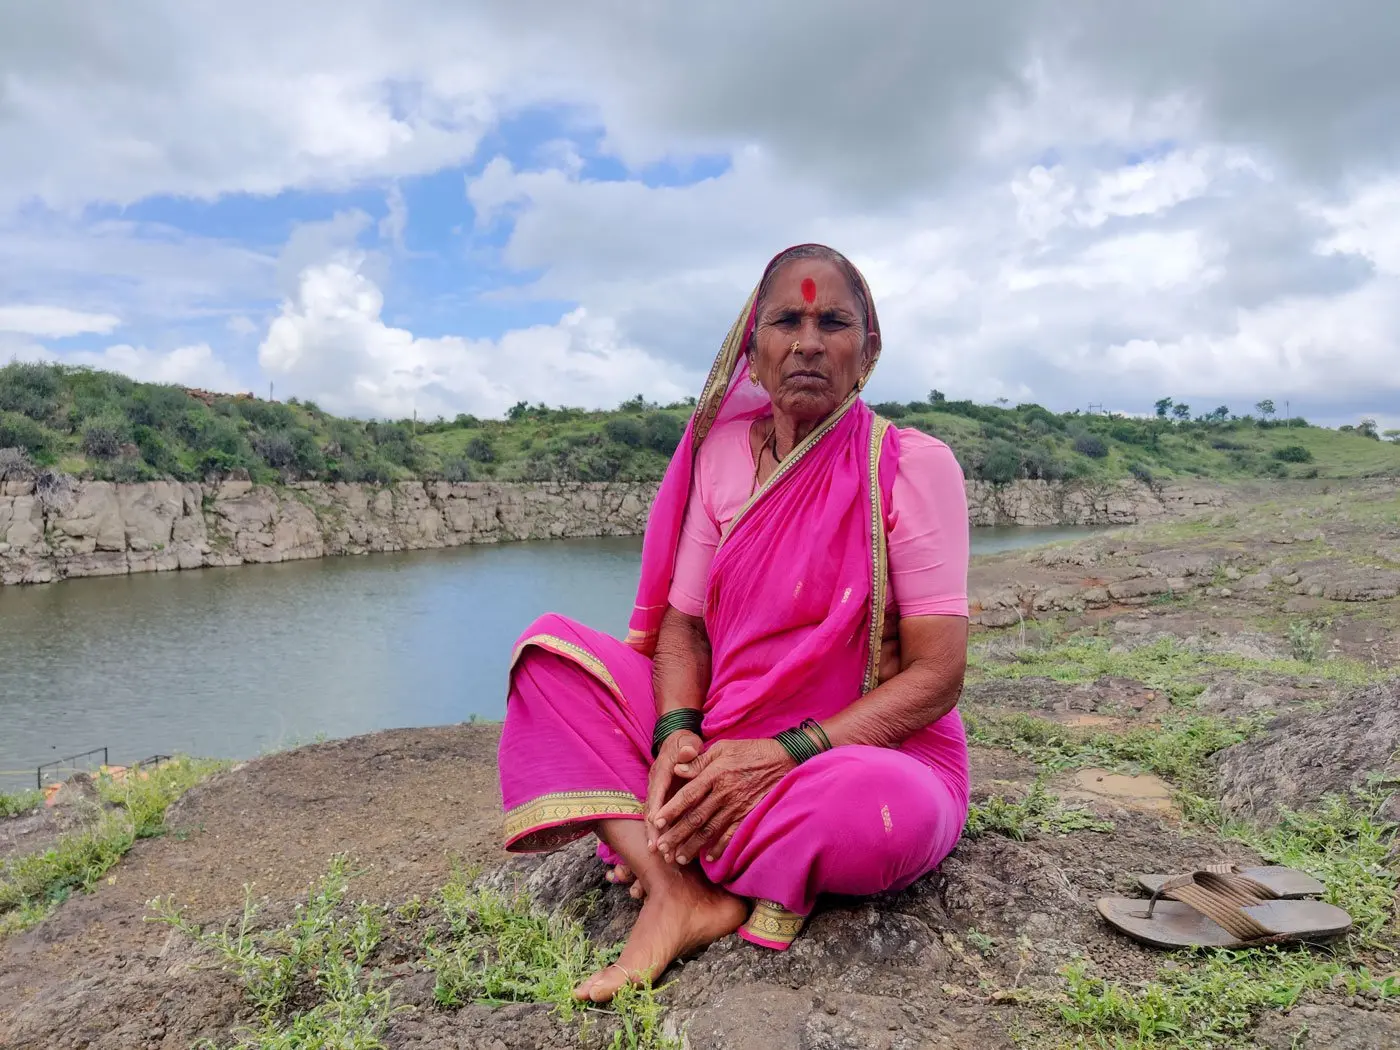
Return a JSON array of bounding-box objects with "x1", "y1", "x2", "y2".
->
[
  {"x1": 819, "y1": 618, "x2": 967, "y2": 750},
  {"x1": 651, "y1": 605, "x2": 712, "y2": 715}
]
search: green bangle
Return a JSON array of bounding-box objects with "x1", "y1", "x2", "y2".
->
[
  {"x1": 652, "y1": 709, "x2": 703, "y2": 758},
  {"x1": 801, "y1": 719, "x2": 833, "y2": 752},
  {"x1": 774, "y1": 726, "x2": 820, "y2": 765}
]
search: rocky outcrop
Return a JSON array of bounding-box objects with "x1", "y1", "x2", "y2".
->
[
  {"x1": 0, "y1": 475, "x2": 1224, "y2": 586},
  {"x1": 0, "y1": 476, "x2": 1226, "y2": 588},
  {"x1": 963, "y1": 478, "x2": 1224, "y2": 527},
  {"x1": 0, "y1": 478, "x2": 660, "y2": 586},
  {"x1": 1214, "y1": 680, "x2": 1400, "y2": 821}
]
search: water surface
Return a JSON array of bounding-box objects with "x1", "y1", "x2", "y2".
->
[{"x1": 0, "y1": 527, "x2": 1096, "y2": 790}]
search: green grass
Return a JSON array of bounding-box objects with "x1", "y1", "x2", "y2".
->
[
  {"x1": 0, "y1": 756, "x2": 225, "y2": 938},
  {"x1": 426, "y1": 865, "x2": 679, "y2": 1049},
  {"x1": 151, "y1": 855, "x2": 403, "y2": 1050},
  {"x1": 0, "y1": 788, "x2": 42, "y2": 818},
  {"x1": 969, "y1": 634, "x2": 1386, "y2": 703},
  {"x1": 964, "y1": 711, "x2": 1256, "y2": 794},
  {"x1": 966, "y1": 779, "x2": 1115, "y2": 841},
  {"x1": 1045, "y1": 790, "x2": 1399, "y2": 1049}
]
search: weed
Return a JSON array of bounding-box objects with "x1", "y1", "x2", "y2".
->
[
  {"x1": 0, "y1": 757, "x2": 225, "y2": 938},
  {"x1": 963, "y1": 712, "x2": 1256, "y2": 793},
  {"x1": 426, "y1": 865, "x2": 680, "y2": 1048},
  {"x1": 1287, "y1": 620, "x2": 1326, "y2": 664},
  {"x1": 0, "y1": 788, "x2": 42, "y2": 818},
  {"x1": 965, "y1": 779, "x2": 1115, "y2": 841},
  {"x1": 152, "y1": 855, "x2": 403, "y2": 1050}
]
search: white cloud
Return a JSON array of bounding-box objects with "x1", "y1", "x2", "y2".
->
[
  {"x1": 0, "y1": 305, "x2": 121, "y2": 337},
  {"x1": 258, "y1": 251, "x2": 698, "y2": 418}
]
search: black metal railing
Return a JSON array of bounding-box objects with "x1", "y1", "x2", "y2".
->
[{"x1": 35, "y1": 747, "x2": 109, "y2": 791}]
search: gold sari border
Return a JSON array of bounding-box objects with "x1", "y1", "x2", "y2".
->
[
  {"x1": 863, "y1": 416, "x2": 892, "y2": 695},
  {"x1": 503, "y1": 790, "x2": 644, "y2": 853},
  {"x1": 739, "y1": 898, "x2": 807, "y2": 950},
  {"x1": 511, "y1": 633, "x2": 626, "y2": 705}
]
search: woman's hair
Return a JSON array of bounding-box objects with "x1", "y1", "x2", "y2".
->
[{"x1": 754, "y1": 243, "x2": 870, "y2": 332}]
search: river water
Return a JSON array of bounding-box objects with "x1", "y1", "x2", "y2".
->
[{"x1": 0, "y1": 527, "x2": 1094, "y2": 790}]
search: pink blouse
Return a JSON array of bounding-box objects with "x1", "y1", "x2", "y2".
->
[{"x1": 668, "y1": 419, "x2": 970, "y2": 619}]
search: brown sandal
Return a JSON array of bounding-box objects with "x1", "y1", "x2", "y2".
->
[
  {"x1": 1137, "y1": 862, "x2": 1324, "y2": 900},
  {"x1": 1099, "y1": 870, "x2": 1351, "y2": 949}
]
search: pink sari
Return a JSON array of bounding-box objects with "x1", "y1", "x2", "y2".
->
[{"x1": 498, "y1": 247, "x2": 969, "y2": 949}]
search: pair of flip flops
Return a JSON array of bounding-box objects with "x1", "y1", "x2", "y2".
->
[{"x1": 1099, "y1": 863, "x2": 1351, "y2": 949}]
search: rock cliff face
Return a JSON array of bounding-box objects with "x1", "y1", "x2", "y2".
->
[{"x1": 0, "y1": 476, "x2": 1221, "y2": 585}]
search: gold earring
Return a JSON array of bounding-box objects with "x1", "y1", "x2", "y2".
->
[{"x1": 748, "y1": 367, "x2": 760, "y2": 385}]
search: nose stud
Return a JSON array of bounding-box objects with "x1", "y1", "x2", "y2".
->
[{"x1": 789, "y1": 341, "x2": 801, "y2": 352}]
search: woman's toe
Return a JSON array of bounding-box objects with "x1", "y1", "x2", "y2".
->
[{"x1": 629, "y1": 880, "x2": 647, "y2": 900}]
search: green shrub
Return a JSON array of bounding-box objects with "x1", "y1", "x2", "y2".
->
[
  {"x1": 252, "y1": 431, "x2": 298, "y2": 470},
  {"x1": 641, "y1": 413, "x2": 683, "y2": 454},
  {"x1": 1273, "y1": 444, "x2": 1313, "y2": 463},
  {"x1": 0, "y1": 362, "x2": 63, "y2": 420},
  {"x1": 441, "y1": 458, "x2": 475, "y2": 482},
  {"x1": 603, "y1": 417, "x2": 644, "y2": 447},
  {"x1": 464, "y1": 436, "x2": 496, "y2": 463},
  {"x1": 1072, "y1": 434, "x2": 1109, "y2": 459},
  {"x1": 1128, "y1": 462, "x2": 1154, "y2": 485},
  {"x1": 80, "y1": 416, "x2": 130, "y2": 460},
  {"x1": 977, "y1": 440, "x2": 1021, "y2": 484},
  {"x1": 869, "y1": 401, "x2": 909, "y2": 419},
  {"x1": 0, "y1": 411, "x2": 53, "y2": 457}
]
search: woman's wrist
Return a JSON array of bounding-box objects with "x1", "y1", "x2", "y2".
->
[
  {"x1": 652, "y1": 707, "x2": 703, "y2": 758},
  {"x1": 773, "y1": 718, "x2": 834, "y2": 765}
]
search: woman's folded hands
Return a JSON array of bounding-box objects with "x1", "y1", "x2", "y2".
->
[{"x1": 649, "y1": 739, "x2": 795, "y2": 865}]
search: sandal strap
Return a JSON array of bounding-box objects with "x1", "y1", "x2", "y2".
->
[
  {"x1": 1147, "y1": 871, "x2": 1273, "y2": 942},
  {"x1": 1204, "y1": 861, "x2": 1277, "y2": 900}
]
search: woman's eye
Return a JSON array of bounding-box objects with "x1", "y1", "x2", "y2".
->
[{"x1": 820, "y1": 318, "x2": 849, "y2": 331}]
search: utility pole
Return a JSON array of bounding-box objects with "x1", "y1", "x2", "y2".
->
[
  {"x1": 269, "y1": 382, "x2": 274, "y2": 402},
  {"x1": 1285, "y1": 400, "x2": 1290, "y2": 427}
]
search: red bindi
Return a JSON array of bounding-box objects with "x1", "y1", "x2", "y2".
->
[{"x1": 800, "y1": 277, "x2": 816, "y2": 303}]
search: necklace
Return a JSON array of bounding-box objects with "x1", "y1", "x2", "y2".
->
[{"x1": 750, "y1": 422, "x2": 783, "y2": 494}]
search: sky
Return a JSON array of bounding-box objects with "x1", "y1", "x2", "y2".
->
[{"x1": 2, "y1": 2, "x2": 1399, "y2": 429}]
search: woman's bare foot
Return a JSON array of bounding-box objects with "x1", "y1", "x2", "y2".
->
[{"x1": 573, "y1": 864, "x2": 745, "y2": 1003}]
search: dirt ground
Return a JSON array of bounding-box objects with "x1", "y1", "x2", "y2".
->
[{"x1": 2, "y1": 479, "x2": 1398, "y2": 1049}]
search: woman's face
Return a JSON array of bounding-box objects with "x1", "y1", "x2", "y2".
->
[{"x1": 750, "y1": 259, "x2": 876, "y2": 424}]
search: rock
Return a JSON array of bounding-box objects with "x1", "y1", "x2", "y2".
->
[
  {"x1": 1107, "y1": 577, "x2": 1172, "y2": 601},
  {"x1": 1215, "y1": 680, "x2": 1400, "y2": 821},
  {"x1": 1251, "y1": 1004, "x2": 1400, "y2": 1049},
  {"x1": 1240, "y1": 572, "x2": 1274, "y2": 591},
  {"x1": 1223, "y1": 566, "x2": 1242, "y2": 581}
]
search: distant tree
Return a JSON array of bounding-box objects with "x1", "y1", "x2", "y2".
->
[
  {"x1": 1154, "y1": 397, "x2": 1174, "y2": 418},
  {"x1": 1273, "y1": 445, "x2": 1313, "y2": 463},
  {"x1": 506, "y1": 401, "x2": 529, "y2": 421},
  {"x1": 1385, "y1": 429, "x2": 1400, "y2": 445},
  {"x1": 929, "y1": 389, "x2": 946, "y2": 404},
  {"x1": 1172, "y1": 403, "x2": 1191, "y2": 422},
  {"x1": 1208, "y1": 405, "x2": 1230, "y2": 423},
  {"x1": 1358, "y1": 418, "x2": 1380, "y2": 440},
  {"x1": 994, "y1": 397, "x2": 1010, "y2": 406},
  {"x1": 453, "y1": 413, "x2": 480, "y2": 429},
  {"x1": 1255, "y1": 399, "x2": 1276, "y2": 421},
  {"x1": 464, "y1": 436, "x2": 496, "y2": 463},
  {"x1": 641, "y1": 413, "x2": 683, "y2": 453}
]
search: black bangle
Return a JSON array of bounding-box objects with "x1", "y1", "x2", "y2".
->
[
  {"x1": 801, "y1": 719, "x2": 833, "y2": 752},
  {"x1": 652, "y1": 709, "x2": 703, "y2": 757},
  {"x1": 774, "y1": 726, "x2": 821, "y2": 765}
]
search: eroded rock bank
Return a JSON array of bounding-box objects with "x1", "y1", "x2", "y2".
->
[{"x1": 0, "y1": 475, "x2": 1225, "y2": 585}]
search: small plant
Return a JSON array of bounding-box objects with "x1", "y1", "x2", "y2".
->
[
  {"x1": 1273, "y1": 444, "x2": 1313, "y2": 463},
  {"x1": 0, "y1": 788, "x2": 42, "y2": 818},
  {"x1": 426, "y1": 866, "x2": 680, "y2": 1048},
  {"x1": 964, "y1": 779, "x2": 1114, "y2": 842},
  {"x1": 1287, "y1": 619, "x2": 1326, "y2": 664},
  {"x1": 151, "y1": 855, "x2": 402, "y2": 1049}
]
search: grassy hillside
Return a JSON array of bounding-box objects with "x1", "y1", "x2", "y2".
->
[{"x1": 2, "y1": 362, "x2": 1397, "y2": 486}]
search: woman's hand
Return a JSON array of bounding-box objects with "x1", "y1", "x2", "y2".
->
[
  {"x1": 652, "y1": 739, "x2": 795, "y2": 865},
  {"x1": 643, "y1": 728, "x2": 703, "y2": 850}
]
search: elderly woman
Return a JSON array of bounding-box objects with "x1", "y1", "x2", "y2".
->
[{"x1": 498, "y1": 244, "x2": 970, "y2": 1003}]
